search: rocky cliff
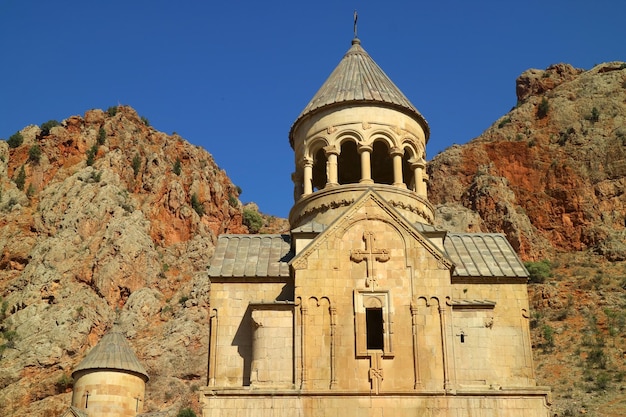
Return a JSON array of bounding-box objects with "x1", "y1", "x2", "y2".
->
[
  {"x1": 429, "y1": 62, "x2": 626, "y2": 417},
  {"x1": 0, "y1": 106, "x2": 251, "y2": 416},
  {"x1": 1, "y1": 61, "x2": 626, "y2": 417},
  {"x1": 429, "y1": 62, "x2": 626, "y2": 262}
]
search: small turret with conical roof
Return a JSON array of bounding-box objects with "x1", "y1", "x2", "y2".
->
[
  {"x1": 70, "y1": 331, "x2": 148, "y2": 417},
  {"x1": 289, "y1": 37, "x2": 433, "y2": 230}
]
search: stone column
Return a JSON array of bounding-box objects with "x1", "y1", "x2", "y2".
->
[
  {"x1": 300, "y1": 303, "x2": 308, "y2": 389},
  {"x1": 207, "y1": 310, "x2": 218, "y2": 386},
  {"x1": 410, "y1": 302, "x2": 421, "y2": 389},
  {"x1": 358, "y1": 144, "x2": 373, "y2": 184},
  {"x1": 411, "y1": 158, "x2": 427, "y2": 196},
  {"x1": 302, "y1": 157, "x2": 313, "y2": 196},
  {"x1": 438, "y1": 304, "x2": 455, "y2": 392},
  {"x1": 324, "y1": 145, "x2": 339, "y2": 186},
  {"x1": 391, "y1": 147, "x2": 406, "y2": 188},
  {"x1": 329, "y1": 306, "x2": 337, "y2": 389},
  {"x1": 291, "y1": 171, "x2": 303, "y2": 200}
]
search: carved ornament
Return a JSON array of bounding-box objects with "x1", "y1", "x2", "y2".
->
[{"x1": 350, "y1": 231, "x2": 390, "y2": 288}]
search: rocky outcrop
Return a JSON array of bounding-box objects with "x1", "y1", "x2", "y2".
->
[
  {"x1": 429, "y1": 62, "x2": 626, "y2": 261},
  {"x1": 516, "y1": 63, "x2": 584, "y2": 103},
  {"x1": 2, "y1": 60, "x2": 626, "y2": 416},
  {"x1": 0, "y1": 107, "x2": 246, "y2": 416}
]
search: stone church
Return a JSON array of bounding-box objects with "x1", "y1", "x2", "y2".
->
[
  {"x1": 60, "y1": 35, "x2": 551, "y2": 417},
  {"x1": 200, "y1": 36, "x2": 551, "y2": 416}
]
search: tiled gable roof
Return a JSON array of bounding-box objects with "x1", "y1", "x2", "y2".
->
[
  {"x1": 444, "y1": 233, "x2": 528, "y2": 278},
  {"x1": 208, "y1": 234, "x2": 292, "y2": 278},
  {"x1": 207, "y1": 231, "x2": 527, "y2": 280}
]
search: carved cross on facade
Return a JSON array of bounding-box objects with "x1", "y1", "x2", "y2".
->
[
  {"x1": 368, "y1": 352, "x2": 384, "y2": 394},
  {"x1": 350, "y1": 231, "x2": 390, "y2": 288}
]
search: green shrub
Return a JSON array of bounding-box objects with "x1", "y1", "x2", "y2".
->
[
  {"x1": 235, "y1": 185, "x2": 242, "y2": 195},
  {"x1": 587, "y1": 107, "x2": 600, "y2": 123},
  {"x1": 173, "y1": 158, "x2": 182, "y2": 176},
  {"x1": 97, "y1": 127, "x2": 106, "y2": 145},
  {"x1": 524, "y1": 260, "x2": 552, "y2": 283},
  {"x1": 106, "y1": 106, "x2": 118, "y2": 116},
  {"x1": 587, "y1": 347, "x2": 607, "y2": 369},
  {"x1": 4, "y1": 197, "x2": 18, "y2": 211},
  {"x1": 191, "y1": 193, "x2": 205, "y2": 216},
  {"x1": 132, "y1": 154, "x2": 141, "y2": 177},
  {"x1": 26, "y1": 184, "x2": 35, "y2": 197},
  {"x1": 14, "y1": 165, "x2": 26, "y2": 191},
  {"x1": 141, "y1": 116, "x2": 150, "y2": 127},
  {"x1": 0, "y1": 298, "x2": 8, "y2": 321},
  {"x1": 243, "y1": 208, "x2": 263, "y2": 233},
  {"x1": 86, "y1": 145, "x2": 98, "y2": 166},
  {"x1": 40, "y1": 120, "x2": 60, "y2": 136},
  {"x1": 498, "y1": 117, "x2": 511, "y2": 128},
  {"x1": 1, "y1": 329, "x2": 17, "y2": 348},
  {"x1": 88, "y1": 170, "x2": 102, "y2": 183},
  {"x1": 537, "y1": 97, "x2": 550, "y2": 119},
  {"x1": 177, "y1": 408, "x2": 197, "y2": 417},
  {"x1": 594, "y1": 372, "x2": 610, "y2": 391},
  {"x1": 557, "y1": 127, "x2": 576, "y2": 146},
  {"x1": 56, "y1": 373, "x2": 73, "y2": 391},
  {"x1": 178, "y1": 295, "x2": 190, "y2": 306},
  {"x1": 542, "y1": 325, "x2": 555, "y2": 350},
  {"x1": 7, "y1": 132, "x2": 23, "y2": 148},
  {"x1": 228, "y1": 193, "x2": 238, "y2": 208},
  {"x1": 28, "y1": 145, "x2": 42, "y2": 163}
]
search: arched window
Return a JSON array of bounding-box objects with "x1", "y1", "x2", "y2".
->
[
  {"x1": 338, "y1": 141, "x2": 360, "y2": 184},
  {"x1": 312, "y1": 148, "x2": 327, "y2": 191},
  {"x1": 371, "y1": 141, "x2": 393, "y2": 185}
]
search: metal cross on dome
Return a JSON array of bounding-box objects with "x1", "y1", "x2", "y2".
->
[{"x1": 350, "y1": 231, "x2": 390, "y2": 288}]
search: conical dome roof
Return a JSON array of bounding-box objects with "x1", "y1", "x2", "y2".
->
[
  {"x1": 290, "y1": 38, "x2": 429, "y2": 144},
  {"x1": 72, "y1": 332, "x2": 149, "y2": 381}
]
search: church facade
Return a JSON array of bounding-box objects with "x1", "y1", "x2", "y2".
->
[{"x1": 200, "y1": 37, "x2": 551, "y2": 417}]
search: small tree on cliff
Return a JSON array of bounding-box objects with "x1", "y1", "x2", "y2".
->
[
  {"x1": 173, "y1": 158, "x2": 182, "y2": 176},
  {"x1": 132, "y1": 153, "x2": 142, "y2": 177},
  {"x1": 14, "y1": 165, "x2": 26, "y2": 191},
  {"x1": 40, "y1": 120, "x2": 60, "y2": 136},
  {"x1": 28, "y1": 145, "x2": 42, "y2": 163},
  {"x1": 177, "y1": 408, "x2": 197, "y2": 417},
  {"x1": 191, "y1": 193, "x2": 205, "y2": 216},
  {"x1": 243, "y1": 208, "x2": 263, "y2": 233},
  {"x1": 7, "y1": 132, "x2": 23, "y2": 148},
  {"x1": 537, "y1": 98, "x2": 550, "y2": 119}
]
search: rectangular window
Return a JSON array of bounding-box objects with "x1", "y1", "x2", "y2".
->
[
  {"x1": 366, "y1": 308, "x2": 384, "y2": 350},
  {"x1": 354, "y1": 290, "x2": 394, "y2": 357}
]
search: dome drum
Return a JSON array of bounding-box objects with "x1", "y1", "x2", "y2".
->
[
  {"x1": 290, "y1": 107, "x2": 429, "y2": 217},
  {"x1": 288, "y1": 183, "x2": 435, "y2": 229}
]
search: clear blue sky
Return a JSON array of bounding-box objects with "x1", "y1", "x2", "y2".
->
[{"x1": 1, "y1": 1, "x2": 624, "y2": 217}]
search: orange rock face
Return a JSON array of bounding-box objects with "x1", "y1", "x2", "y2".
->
[
  {"x1": 430, "y1": 62, "x2": 626, "y2": 261},
  {"x1": 0, "y1": 106, "x2": 249, "y2": 416}
]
